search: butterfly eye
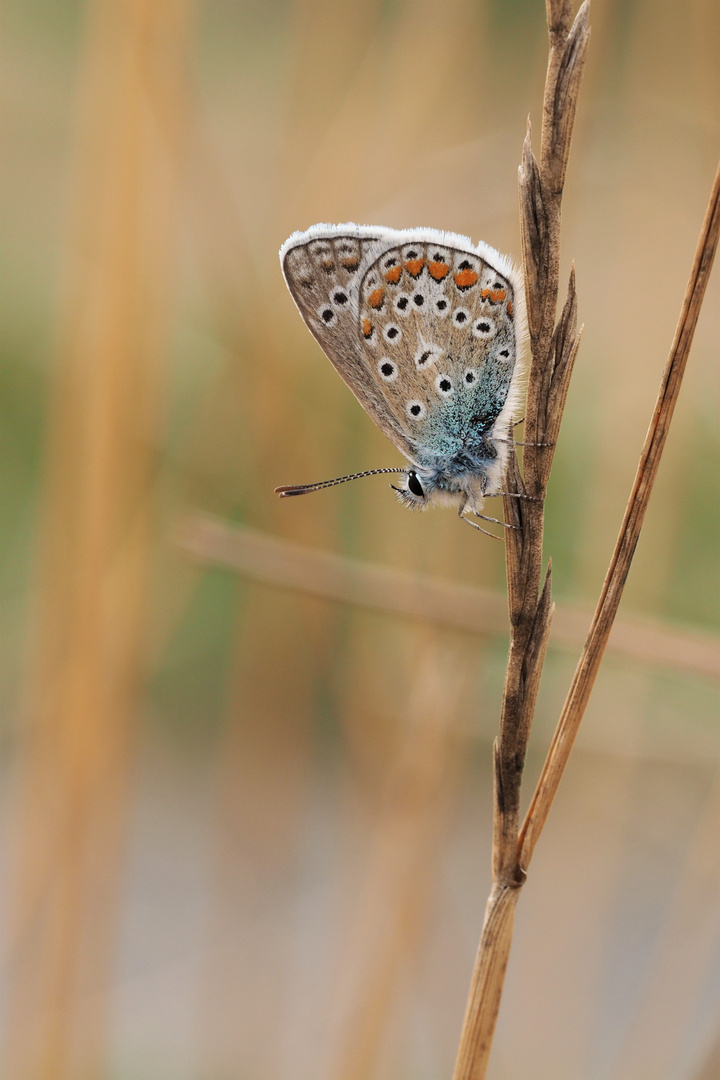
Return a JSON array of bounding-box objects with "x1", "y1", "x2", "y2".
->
[{"x1": 407, "y1": 471, "x2": 424, "y2": 498}]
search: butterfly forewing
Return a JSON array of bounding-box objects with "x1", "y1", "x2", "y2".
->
[{"x1": 281, "y1": 227, "x2": 422, "y2": 463}]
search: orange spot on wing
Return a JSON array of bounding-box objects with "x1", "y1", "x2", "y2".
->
[
  {"x1": 428, "y1": 260, "x2": 450, "y2": 280},
  {"x1": 490, "y1": 288, "x2": 507, "y2": 303},
  {"x1": 341, "y1": 258, "x2": 359, "y2": 271},
  {"x1": 454, "y1": 268, "x2": 479, "y2": 289},
  {"x1": 507, "y1": 300, "x2": 513, "y2": 317},
  {"x1": 481, "y1": 288, "x2": 489, "y2": 299},
  {"x1": 384, "y1": 265, "x2": 402, "y2": 284},
  {"x1": 362, "y1": 318, "x2": 373, "y2": 338},
  {"x1": 369, "y1": 288, "x2": 385, "y2": 309},
  {"x1": 404, "y1": 258, "x2": 424, "y2": 277}
]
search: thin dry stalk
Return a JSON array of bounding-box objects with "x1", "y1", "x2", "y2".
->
[
  {"x1": 452, "y1": 4, "x2": 589, "y2": 1076},
  {"x1": 454, "y1": 4, "x2": 720, "y2": 1076},
  {"x1": 178, "y1": 515, "x2": 720, "y2": 681},
  {"x1": 519, "y1": 153, "x2": 720, "y2": 865}
]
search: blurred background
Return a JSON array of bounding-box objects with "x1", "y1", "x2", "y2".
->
[{"x1": 1, "y1": 1, "x2": 719, "y2": 1078}]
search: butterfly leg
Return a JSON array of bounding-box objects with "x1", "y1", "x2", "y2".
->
[
  {"x1": 484, "y1": 491, "x2": 540, "y2": 501},
  {"x1": 512, "y1": 440, "x2": 556, "y2": 448},
  {"x1": 460, "y1": 512, "x2": 504, "y2": 540},
  {"x1": 492, "y1": 436, "x2": 556, "y2": 448},
  {"x1": 458, "y1": 500, "x2": 514, "y2": 539}
]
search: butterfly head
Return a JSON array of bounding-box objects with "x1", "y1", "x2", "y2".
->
[{"x1": 392, "y1": 465, "x2": 490, "y2": 513}]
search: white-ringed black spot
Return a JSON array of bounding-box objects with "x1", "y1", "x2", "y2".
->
[
  {"x1": 332, "y1": 289, "x2": 348, "y2": 306},
  {"x1": 318, "y1": 304, "x2": 337, "y2": 326},
  {"x1": 407, "y1": 471, "x2": 424, "y2": 497},
  {"x1": 378, "y1": 358, "x2": 398, "y2": 382},
  {"x1": 464, "y1": 368, "x2": 478, "y2": 385},
  {"x1": 472, "y1": 318, "x2": 495, "y2": 338},
  {"x1": 452, "y1": 308, "x2": 470, "y2": 326},
  {"x1": 406, "y1": 400, "x2": 426, "y2": 420},
  {"x1": 499, "y1": 348, "x2": 510, "y2": 357},
  {"x1": 413, "y1": 293, "x2": 424, "y2": 306},
  {"x1": 435, "y1": 373, "x2": 454, "y2": 396},
  {"x1": 383, "y1": 323, "x2": 401, "y2": 343},
  {"x1": 394, "y1": 293, "x2": 411, "y2": 315},
  {"x1": 435, "y1": 298, "x2": 449, "y2": 315}
]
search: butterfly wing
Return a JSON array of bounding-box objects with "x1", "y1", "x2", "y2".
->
[
  {"x1": 281, "y1": 225, "x2": 423, "y2": 464},
  {"x1": 281, "y1": 225, "x2": 526, "y2": 486},
  {"x1": 356, "y1": 233, "x2": 525, "y2": 484}
]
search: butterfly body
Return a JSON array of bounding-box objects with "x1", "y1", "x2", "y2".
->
[{"x1": 279, "y1": 224, "x2": 526, "y2": 520}]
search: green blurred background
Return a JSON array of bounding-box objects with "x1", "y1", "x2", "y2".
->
[{"x1": 1, "y1": 1, "x2": 719, "y2": 1078}]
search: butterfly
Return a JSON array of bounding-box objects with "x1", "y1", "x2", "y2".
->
[{"x1": 276, "y1": 224, "x2": 527, "y2": 532}]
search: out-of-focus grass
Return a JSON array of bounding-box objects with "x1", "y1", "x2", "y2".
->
[{"x1": 0, "y1": 1, "x2": 718, "y2": 1078}]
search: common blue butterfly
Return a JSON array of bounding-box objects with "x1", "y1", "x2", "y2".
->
[{"x1": 276, "y1": 224, "x2": 527, "y2": 531}]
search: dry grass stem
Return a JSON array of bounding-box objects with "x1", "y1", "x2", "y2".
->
[
  {"x1": 452, "y1": 4, "x2": 590, "y2": 1076},
  {"x1": 454, "y1": 2, "x2": 720, "y2": 1073},
  {"x1": 519, "y1": 152, "x2": 720, "y2": 867},
  {"x1": 177, "y1": 515, "x2": 720, "y2": 681}
]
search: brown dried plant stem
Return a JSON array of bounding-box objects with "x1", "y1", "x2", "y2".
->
[
  {"x1": 453, "y1": 6, "x2": 720, "y2": 1080},
  {"x1": 453, "y1": 2, "x2": 590, "y2": 1077},
  {"x1": 178, "y1": 516, "x2": 720, "y2": 681},
  {"x1": 519, "y1": 155, "x2": 720, "y2": 866}
]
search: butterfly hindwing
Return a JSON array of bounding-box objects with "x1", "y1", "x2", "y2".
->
[{"x1": 357, "y1": 235, "x2": 521, "y2": 474}]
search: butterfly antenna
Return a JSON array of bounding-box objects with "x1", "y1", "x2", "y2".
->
[{"x1": 275, "y1": 467, "x2": 406, "y2": 497}]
